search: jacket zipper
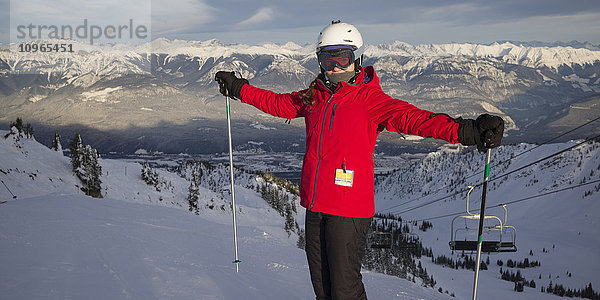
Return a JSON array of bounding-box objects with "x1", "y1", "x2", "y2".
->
[
  {"x1": 309, "y1": 87, "x2": 340, "y2": 210},
  {"x1": 329, "y1": 104, "x2": 337, "y2": 130}
]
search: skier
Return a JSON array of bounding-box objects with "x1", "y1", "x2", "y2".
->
[{"x1": 215, "y1": 21, "x2": 504, "y2": 300}]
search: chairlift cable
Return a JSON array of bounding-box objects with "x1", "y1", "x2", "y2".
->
[
  {"x1": 403, "y1": 179, "x2": 600, "y2": 223},
  {"x1": 385, "y1": 134, "x2": 600, "y2": 216},
  {"x1": 486, "y1": 134, "x2": 600, "y2": 185},
  {"x1": 376, "y1": 117, "x2": 600, "y2": 214},
  {"x1": 462, "y1": 115, "x2": 600, "y2": 183}
]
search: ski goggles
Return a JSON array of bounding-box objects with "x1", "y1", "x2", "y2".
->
[{"x1": 317, "y1": 48, "x2": 355, "y2": 71}]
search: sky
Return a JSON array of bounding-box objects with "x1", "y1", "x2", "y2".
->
[{"x1": 1, "y1": 0, "x2": 600, "y2": 46}]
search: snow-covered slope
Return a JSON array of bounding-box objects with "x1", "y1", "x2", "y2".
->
[
  {"x1": 0, "y1": 131, "x2": 455, "y2": 299},
  {"x1": 3, "y1": 129, "x2": 600, "y2": 299}
]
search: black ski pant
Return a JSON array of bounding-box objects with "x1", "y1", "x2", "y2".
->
[{"x1": 305, "y1": 210, "x2": 372, "y2": 300}]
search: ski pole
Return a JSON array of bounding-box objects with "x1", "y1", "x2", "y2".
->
[
  {"x1": 225, "y1": 92, "x2": 241, "y2": 273},
  {"x1": 472, "y1": 148, "x2": 492, "y2": 300},
  {"x1": 1, "y1": 178, "x2": 17, "y2": 199}
]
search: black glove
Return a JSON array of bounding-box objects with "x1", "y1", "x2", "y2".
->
[
  {"x1": 456, "y1": 114, "x2": 505, "y2": 151},
  {"x1": 214, "y1": 71, "x2": 248, "y2": 100}
]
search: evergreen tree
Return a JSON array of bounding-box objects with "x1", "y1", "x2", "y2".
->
[
  {"x1": 296, "y1": 228, "x2": 305, "y2": 249},
  {"x1": 142, "y1": 161, "x2": 156, "y2": 185},
  {"x1": 69, "y1": 133, "x2": 84, "y2": 176},
  {"x1": 284, "y1": 201, "x2": 295, "y2": 236},
  {"x1": 24, "y1": 123, "x2": 34, "y2": 138},
  {"x1": 507, "y1": 259, "x2": 515, "y2": 268},
  {"x1": 187, "y1": 181, "x2": 199, "y2": 214},
  {"x1": 90, "y1": 147, "x2": 102, "y2": 197},
  {"x1": 514, "y1": 281, "x2": 524, "y2": 292},
  {"x1": 82, "y1": 145, "x2": 102, "y2": 197},
  {"x1": 69, "y1": 133, "x2": 102, "y2": 197},
  {"x1": 9, "y1": 117, "x2": 24, "y2": 134},
  {"x1": 291, "y1": 194, "x2": 298, "y2": 213},
  {"x1": 52, "y1": 133, "x2": 62, "y2": 153},
  {"x1": 141, "y1": 161, "x2": 168, "y2": 192}
]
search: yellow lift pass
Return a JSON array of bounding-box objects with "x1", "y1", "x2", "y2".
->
[{"x1": 335, "y1": 169, "x2": 354, "y2": 187}]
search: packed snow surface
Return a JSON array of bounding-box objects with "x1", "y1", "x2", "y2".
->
[
  {"x1": 0, "y1": 133, "x2": 452, "y2": 299},
  {"x1": 1, "y1": 131, "x2": 599, "y2": 299}
]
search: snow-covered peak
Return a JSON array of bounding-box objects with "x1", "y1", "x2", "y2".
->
[
  {"x1": 140, "y1": 38, "x2": 313, "y2": 59},
  {"x1": 2, "y1": 38, "x2": 599, "y2": 75},
  {"x1": 364, "y1": 41, "x2": 600, "y2": 69}
]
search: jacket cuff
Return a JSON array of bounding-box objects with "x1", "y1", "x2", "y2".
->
[
  {"x1": 456, "y1": 118, "x2": 476, "y2": 146},
  {"x1": 231, "y1": 78, "x2": 249, "y2": 100}
]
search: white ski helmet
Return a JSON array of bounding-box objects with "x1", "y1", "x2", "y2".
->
[{"x1": 317, "y1": 20, "x2": 364, "y2": 57}]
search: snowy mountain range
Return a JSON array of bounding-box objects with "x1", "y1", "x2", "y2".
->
[
  {"x1": 1, "y1": 39, "x2": 600, "y2": 154},
  {"x1": 1, "y1": 128, "x2": 599, "y2": 299}
]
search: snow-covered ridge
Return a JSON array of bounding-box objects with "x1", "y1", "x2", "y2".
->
[
  {"x1": 147, "y1": 38, "x2": 314, "y2": 58},
  {"x1": 2, "y1": 38, "x2": 600, "y2": 71},
  {"x1": 364, "y1": 41, "x2": 600, "y2": 69}
]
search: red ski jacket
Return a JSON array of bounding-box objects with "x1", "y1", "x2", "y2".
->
[{"x1": 240, "y1": 66, "x2": 460, "y2": 218}]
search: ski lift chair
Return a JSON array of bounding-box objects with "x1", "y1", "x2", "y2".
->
[
  {"x1": 368, "y1": 231, "x2": 393, "y2": 249},
  {"x1": 397, "y1": 236, "x2": 418, "y2": 249},
  {"x1": 449, "y1": 187, "x2": 517, "y2": 253},
  {"x1": 397, "y1": 221, "x2": 419, "y2": 249},
  {"x1": 491, "y1": 205, "x2": 517, "y2": 252}
]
